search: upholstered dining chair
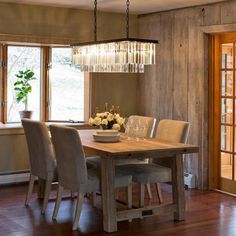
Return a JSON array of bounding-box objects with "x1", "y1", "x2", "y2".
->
[
  {"x1": 124, "y1": 115, "x2": 156, "y2": 139},
  {"x1": 22, "y1": 119, "x2": 57, "y2": 214},
  {"x1": 50, "y1": 125, "x2": 133, "y2": 230},
  {"x1": 118, "y1": 119, "x2": 190, "y2": 207},
  {"x1": 86, "y1": 115, "x2": 156, "y2": 198}
]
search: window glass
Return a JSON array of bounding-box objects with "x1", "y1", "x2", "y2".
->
[
  {"x1": 49, "y1": 48, "x2": 84, "y2": 121},
  {"x1": 222, "y1": 43, "x2": 233, "y2": 69},
  {"x1": 7, "y1": 46, "x2": 41, "y2": 122}
]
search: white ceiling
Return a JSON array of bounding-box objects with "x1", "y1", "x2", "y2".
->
[{"x1": 0, "y1": 0, "x2": 225, "y2": 14}]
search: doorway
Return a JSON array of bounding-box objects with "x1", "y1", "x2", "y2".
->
[{"x1": 210, "y1": 33, "x2": 236, "y2": 194}]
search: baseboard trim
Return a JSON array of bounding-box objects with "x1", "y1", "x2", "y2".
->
[
  {"x1": 213, "y1": 188, "x2": 236, "y2": 197},
  {"x1": 0, "y1": 172, "x2": 30, "y2": 185}
]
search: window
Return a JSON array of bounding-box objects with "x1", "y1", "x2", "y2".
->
[
  {"x1": 7, "y1": 46, "x2": 41, "y2": 122},
  {"x1": 0, "y1": 44, "x2": 89, "y2": 123},
  {"x1": 49, "y1": 48, "x2": 84, "y2": 121}
]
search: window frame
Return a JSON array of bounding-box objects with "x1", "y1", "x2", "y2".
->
[{"x1": 0, "y1": 43, "x2": 90, "y2": 124}]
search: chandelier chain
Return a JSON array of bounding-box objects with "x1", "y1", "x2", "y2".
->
[
  {"x1": 94, "y1": 0, "x2": 97, "y2": 42},
  {"x1": 126, "y1": 0, "x2": 130, "y2": 38}
]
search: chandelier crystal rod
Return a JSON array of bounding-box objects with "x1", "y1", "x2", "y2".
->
[{"x1": 71, "y1": 0, "x2": 158, "y2": 73}]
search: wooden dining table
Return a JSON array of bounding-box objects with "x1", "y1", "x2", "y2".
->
[{"x1": 78, "y1": 129, "x2": 199, "y2": 233}]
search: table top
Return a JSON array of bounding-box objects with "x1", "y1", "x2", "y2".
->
[{"x1": 78, "y1": 129, "x2": 199, "y2": 158}]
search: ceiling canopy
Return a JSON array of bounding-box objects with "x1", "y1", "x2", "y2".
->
[{"x1": 0, "y1": 0, "x2": 225, "y2": 14}]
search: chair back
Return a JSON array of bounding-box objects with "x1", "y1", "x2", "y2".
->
[
  {"x1": 22, "y1": 119, "x2": 55, "y2": 179},
  {"x1": 50, "y1": 125, "x2": 87, "y2": 191},
  {"x1": 156, "y1": 119, "x2": 190, "y2": 143},
  {"x1": 125, "y1": 115, "x2": 156, "y2": 138},
  {"x1": 154, "y1": 119, "x2": 190, "y2": 166}
]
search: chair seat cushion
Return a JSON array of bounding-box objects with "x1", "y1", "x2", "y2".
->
[
  {"x1": 86, "y1": 156, "x2": 101, "y2": 168},
  {"x1": 84, "y1": 157, "x2": 132, "y2": 189},
  {"x1": 80, "y1": 163, "x2": 132, "y2": 191},
  {"x1": 80, "y1": 168, "x2": 101, "y2": 193},
  {"x1": 118, "y1": 164, "x2": 171, "y2": 184},
  {"x1": 115, "y1": 170, "x2": 132, "y2": 188}
]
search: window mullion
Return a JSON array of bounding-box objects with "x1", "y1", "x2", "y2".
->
[
  {"x1": 1, "y1": 45, "x2": 7, "y2": 123},
  {"x1": 41, "y1": 46, "x2": 50, "y2": 122}
]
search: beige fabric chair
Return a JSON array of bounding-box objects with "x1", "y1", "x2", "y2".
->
[
  {"x1": 124, "y1": 115, "x2": 156, "y2": 138},
  {"x1": 118, "y1": 119, "x2": 190, "y2": 206},
  {"x1": 50, "y1": 125, "x2": 132, "y2": 230},
  {"x1": 22, "y1": 119, "x2": 57, "y2": 214}
]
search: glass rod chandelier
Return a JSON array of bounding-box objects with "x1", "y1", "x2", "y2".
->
[{"x1": 71, "y1": 0, "x2": 158, "y2": 73}]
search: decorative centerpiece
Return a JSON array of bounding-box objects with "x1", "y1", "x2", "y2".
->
[
  {"x1": 14, "y1": 69, "x2": 36, "y2": 119},
  {"x1": 88, "y1": 103, "x2": 124, "y2": 130}
]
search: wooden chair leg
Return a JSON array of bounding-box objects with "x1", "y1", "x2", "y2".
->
[
  {"x1": 127, "y1": 183, "x2": 132, "y2": 209},
  {"x1": 139, "y1": 183, "x2": 145, "y2": 207},
  {"x1": 155, "y1": 182, "x2": 163, "y2": 203},
  {"x1": 127, "y1": 182, "x2": 132, "y2": 222},
  {"x1": 146, "y1": 184, "x2": 153, "y2": 199},
  {"x1": 41, "y1": 179, "x2": 52, "y2": 214},
  {"x1": 25, "y1": 174, "x2": 36, "y2": 206},
  {"x1": 72, "y1": 193, "x2": 84, "y2": 230},
  {"x1": 52, "y1": 185, "x2": 64, "y2": 220}
]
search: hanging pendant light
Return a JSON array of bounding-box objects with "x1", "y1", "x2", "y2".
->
[{"x1": 71, "y1": 0, "x2": 158, "y2": 73}]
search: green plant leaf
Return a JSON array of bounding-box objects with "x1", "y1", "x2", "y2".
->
[
  {"x1": 13, "y1": 81, "x2": 23, "y2": 86},
  {"x1": 15, "y1": 74, "x2": 23, "y2": 78},
  {"x1": 14, "y1": 69, "x2": 36, "y2": 106}
]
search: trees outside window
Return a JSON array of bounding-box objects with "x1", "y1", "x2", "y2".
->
[
  {"x1": 49, "y1": 48, "x2": 84, "y2": 121},
  {"x1": 7, "y1": 46, "x2": 41, "y2": 122}
]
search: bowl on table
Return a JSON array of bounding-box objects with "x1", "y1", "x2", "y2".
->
[{"x1": 93, "y1": 130, "x2": 120, "y2": 143}]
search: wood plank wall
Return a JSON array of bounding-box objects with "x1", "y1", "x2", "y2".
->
[{"x1": 138, "y1": 1, "x2": 236, "y2": 189}]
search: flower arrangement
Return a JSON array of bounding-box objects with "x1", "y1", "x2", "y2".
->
[{"x1": 88, "y1": 104, "x2": 124, "y2": 130}]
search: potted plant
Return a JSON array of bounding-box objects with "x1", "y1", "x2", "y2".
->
[{"x1": 14, "y1": 69, "x2": 36, "y2": 119}]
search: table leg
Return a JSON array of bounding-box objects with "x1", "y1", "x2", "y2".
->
[
  {"x1": 171, "y1": 154, "x2": 185, "y2": 220},
  {"x1": 101, "y1": 157, "x2": 117, "y2": 232}
]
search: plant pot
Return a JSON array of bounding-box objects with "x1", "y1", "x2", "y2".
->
[{"x1": 19, "y1": 110, "x2": 33, "y2": 120}]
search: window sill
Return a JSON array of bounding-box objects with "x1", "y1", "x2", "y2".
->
[{"x1": 0, "y1": 122, "x2": 91, "y2": 135}]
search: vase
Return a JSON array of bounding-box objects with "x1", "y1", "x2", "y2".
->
[{"x1": 19, "y1": 110, "x2": 33, "y2": 120}]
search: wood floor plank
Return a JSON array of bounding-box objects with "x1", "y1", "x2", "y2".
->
[{"x1": 0, "y1": 183, "x2": 236, "y2": 235}]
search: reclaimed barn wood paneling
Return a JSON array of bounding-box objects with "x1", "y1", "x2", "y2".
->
[
  {"x1": 138, "y1": 1, "x2": 236, "y2": 189},
  {"x1": 138, "y1": 14, "x2": 160, "y2": 118}
]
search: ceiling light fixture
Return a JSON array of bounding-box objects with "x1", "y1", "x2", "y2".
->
[{"x1": 71, "y1": 0, "x2": 158, "y2": 73}]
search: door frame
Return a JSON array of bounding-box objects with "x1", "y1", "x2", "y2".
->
[
  {"x1": 209, "y1": 32, "x2": 236, "y2": 191},
  {"x1": 209, "y1": 34, "x2": 221, "y2": 190}
]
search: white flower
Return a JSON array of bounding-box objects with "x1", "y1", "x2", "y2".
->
[
  {"x1": 115, "y1": 113, "x2": 120, "y2": 119},
  {"x1": 93, "y1": 117, "x2": 102, "y2": 126},
  {"x1": 112, "y1": 124, "x2": 120, "y2": 130},
  {"x1": 88, "y1": 117, "x2": 94, "y2": 126},
  {"x1": 116, "y1": 117, "x2": 124, "y2": 125},
  {"x1": 96, "y1": 112, "x2": 106, "y2": 118},
  {"x1": 101, "y1": 119, "x2": 108, "y2": 126},
  {"x1": 107, "y1": 113, "x2": 114, "y2": 122}
]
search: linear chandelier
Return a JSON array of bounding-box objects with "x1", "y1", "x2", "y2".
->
[{"x1": 71, "y1": 0, "x2": 158, "y2": 73}]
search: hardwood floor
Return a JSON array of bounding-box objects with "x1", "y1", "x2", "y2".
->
[{"x1": 1, "y1": 183, "x2": 236, "y2": 236}]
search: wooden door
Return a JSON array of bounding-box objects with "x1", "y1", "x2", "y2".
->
[{"x1": 210, "y1": 33, "x2": 236, "y2": 194}]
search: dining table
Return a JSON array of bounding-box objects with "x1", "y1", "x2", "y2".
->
[{"x1": 78, "y1": 129, "x2": 199, "y2": 233}]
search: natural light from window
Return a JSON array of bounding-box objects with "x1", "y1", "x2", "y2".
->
[
  {"x1": 49, "y1": 48, "x2": 84, "y2": 121},
  {"x1": 7, "y1": 46, "x2": 41, "y2": 122}
]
